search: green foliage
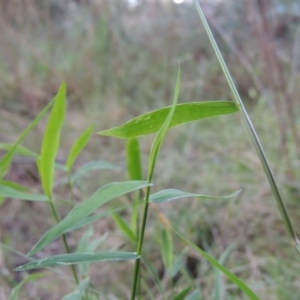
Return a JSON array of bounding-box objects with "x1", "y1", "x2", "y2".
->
[
  {"x1": 171, "y1": 287, "x2": 192, "y2": 300},
  {"x1": 173, "y1": 228, "x2": 260, "y2": 300},
  {"x1": 126, "y1": 138, "x2": 143, "y2": 181},
  {"x1": 9, "y1": 273, "x2": 48, "y2": 300},
  {"x1": 28, "y1": 181, "x2": 151, "y2": 256},
  {"x1": 0, "y1": 98, "x2": 54, "y2": 178},
  {"x1": 39, "y1": 82, "x2": 66, "y2": 199},
  {"x1": 61, "y1": 278, "x2": 89, "y2": 300},
  {"x1": 0, "y1": 184, "x2": 47, "y2": 201},
  {"x1": 161, "y1": 228, "x2": 174, "y2": 274},
  {"x1": 15, "y1": 252, "x2": 140, "y2": 271},
  {"x1": 66, "y1": 125, "x2": 94, "y2": 173},
  {"x1": 149, "y1": 189, "x2": 241, "y2": 203},
  {"x1": 98, "y1": 101, "x2": 238, "y2": 139},
  {"x1": 1, "y1": 1, "x2": 298, "y2": 298},
  {"x1": 0, "y1": 68, "x2": 253, "y2": 299}
]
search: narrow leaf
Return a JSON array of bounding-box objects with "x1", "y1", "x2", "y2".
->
[
  {"x1": 148, "y1": 65, "x2": 181, "y2": 181},
  {"x1": 186, "y1": 289, "x2": 202, "y2": 300},
  {"x1": 62, "y1": 278, "x2": 89, "y2": 300},
  {"x1": 112, "y1": 213, "x2": 136, "y2": 243},
  {"x1": 161, "y1": 228, "x2": 173, "y2": 273},
  {"x1": 126, "y1": 138, "x2": 143, "y2": 235},
  {"x1": 213, "y1": 244, "x2": 235, "y2": 300},
  {"x1": 40, "y1": 82, "x2": 66, "y2": 199},
  {"x1": 29, "y1": 181, "x2": 151, "y2": 256},
  {"x1": 0, "y1": 184, "x2": 47, "y2": 201},
  {"x1": 149, "y1": 189, "x2": 241, "y2": 203},
  {"x1": 15, "y1": 251, "x2": 139, "y2": 271},
  {"x1": 0, "y1": 180, "x2": 31, "y2": 192},
  {"x1": 64, "y1": 204, "x2": 132, "y2": 233},
  {"x1": 126, "y1": 138, "x2": 143, "y2": 180},
  {"x1": 10, "y1": 273, "x2": 48, "y2": 300},
  {"x1": 0, "y1": 98, "x2": 54, "y2": 178},
  {"x1": 66, "y1": 125, "x2": 94, "y2": 173},
  {"x1": 171, "y1": 286, "x2": 192, "y2": 300},
  {"x1": 173, "y1": 228, "x2": 260, "y2": 300},
  {"x1": 71, "y1": 160, "x2": 119, "y2": 182},
  {"x1": 98, "y1": 101, "x2": 238, "y2": 139},
  {"x1": 0, "y1": 144, "x2": 38, "y2": 158}
]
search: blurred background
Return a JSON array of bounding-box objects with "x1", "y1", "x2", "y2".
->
[{"x1": 1, "y1": 0, "x2": 300, "y2": 299}]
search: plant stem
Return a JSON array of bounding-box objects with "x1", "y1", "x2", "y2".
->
[
  {"x1": 194, "y1": 0, "x2": 300, "y2": 250},
  {"x1": 131, "y1": 185, "x2": 151, "y2": 300},
  {"x1": 48, "y1": 199, "x2": 80, "y2": 284}
]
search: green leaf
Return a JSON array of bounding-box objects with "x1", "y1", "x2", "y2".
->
[
  {"x1": 171, "y1": 286, "x2": 192, "y2": 300},
  {"x1": 66, "y1": 125, "x2": 94, "y2": 173},
  {"x1": 0, "y1": 98, "x2": 54, "y2": 178},
  {"x1": 213, "y1": 244, "x2": 235, "y2": 300},
  {"x1": 71, "y1": 160, "x2": 119, "y2": 182},
  {"x1": 186, "y1": 289, "x2": 202, "y2": 300},
  {"x1": 126, "y1": 138, "x2": 143, "y2": 236},
  {"x1": 15, "y1": 251, "x2": 139, "y2": 271},
  {"x1": 40, "y1": 82, "x2": 66, "y2": 199},
  {"x1": 0, "y1": 184, "x2": 47, "y2": 201},
  {"x1": 0, "y1": 144, "x2": 38, "y2": 158},
  {"x1": 62, "y1": 278, "x2": 89, "y2": 300},
  {"x1": 126, "y1": 138, "x2": 143, "y2": 180},
  {"x1": 98, "y1": 101, "x2": 238, "y2": 139},
  {"x1": 149, "y1": 189, "x2": 241, "y2": 203},
  {"x1": 0, "y1": 180, "x2": 31, "y2": 192},
  {"x1": 112, "y1": 213, "x2": 136, "y2": 243},
  {"x1": 64, "y1": 204, "x2": 132, "y2": 233},
  {"x1": 77, "y1": 229, "x2": 108, "y2": 274},
  {"x1": 161, "y1": 228, "x2": 173, "y2": 273},
  {"x1": 173, "y1": 228, "x2": 260, "y2": 300},
  {"x1": 28, "y1": 181, "x2": 151, "y2": 256},
  {"x1": 147, "y1": 65, "x2": 181, "y2": 181},
  {"x1": 10, "y1": 273, "x2": 48, "y2": 300}
]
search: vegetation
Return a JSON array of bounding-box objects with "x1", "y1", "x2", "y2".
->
[{"x1": 0, "y1": 0, "x2": 300, "y2": 299}]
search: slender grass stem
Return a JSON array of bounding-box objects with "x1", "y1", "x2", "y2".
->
[
  {"x1": 48, "y1": 199, "x2": 80, "y2": 284},
  {"x1": 194, "y1": 0, "x2": 300, "y2": 250},
  {"x1": 131, "y1": 184, "x2": 152, "y2": 300}
]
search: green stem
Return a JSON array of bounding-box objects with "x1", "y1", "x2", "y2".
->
[
  {"x1": 194, "y1": 0, "x2": 300, "y2": 250},
  {"x1": 48, "y1": 199, "x2": 80, "y2": 284},
  {"x1": 131, "y1": 184, "x2": 151, "y2": 300}
]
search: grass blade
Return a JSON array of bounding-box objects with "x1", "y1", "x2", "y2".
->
[
  {"x1": 9, "y1": 273, "x2": 48, "y2": 300},
  {"x1": 193, "y1": 0, "x2": 299, "y2": 250},
  {"x1": 71, "y1": 160, "x2": 119, "y2": 182},
  {"x1": 0, "y1": 99, "x2": 54, "y2": 178},
  {"x1": 171, "y1": 286, "x2": 192, "y2": 300},
  {"x1": 0, "y1": 144, "x2": 38, "y2": 158},
  {"x1": 147, "y1": 65, "x2": 181, "y2": 181},
  {"x1": 66, "y1": 125, "x2": 94, "y2": 173},
  {"x1": 39, "y1": 82, "x2": 66, "y2": 199},
  {"x1": 0, "y1": 180, "x2": 31, "y2": 192},
  {"x1": 15, "y1": 251, "x2": 139, "y2": 271},
  {"x1": 173, "y1": 228, "x2": 260, "y2": 300},
  {"x1": 61, "y1": 278, "x2": 89, "y2": 300},
  {"x1": 161, "y1": 228, "x2": 173, "y2": 274},
  {"x1": 28, "y1": 181, "x2": 151, "y2": 256},
  {"x1": 149, "y1": 189, "x2": 241, "y2": 203},
  {"x1": 112, "y1": 213, "x2": 136, "y2": 243},
  {"x1": 127, "y1": 138, "x2": 143, "y2": 181},
  {"x1": 0, "y1": 184, "x2": 47, "y2": 201},
  {"x1": 98, "y1": 101, "x2": 238, "y2": 139},
  {"x1": 131, "y1": 66, "x2": 181, "y2": 300}
]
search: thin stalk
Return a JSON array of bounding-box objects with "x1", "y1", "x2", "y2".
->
[
  {"x1": 48, "y1": 199, "x2": 80, "y2": 284},
  {"x1": 194, "y1": 0, "x2": 300, "y2": 250},
  {"x1": 131, "y1": 184, "x2": 152, "y2": 300}
]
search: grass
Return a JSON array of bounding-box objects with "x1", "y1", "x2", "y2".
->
[{"x1": 1, "y1": 0, "x2": 300, "y2": 299}]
